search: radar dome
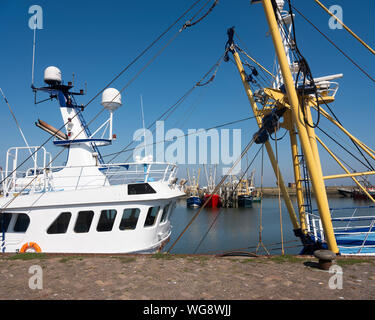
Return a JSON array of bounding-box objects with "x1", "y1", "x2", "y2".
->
[
  {"x1": 101, "y1": 88, "x2": 122, "y2": 111},
  {"x1": 44, "y1": 66, "x2": 62, "y2": 85}
]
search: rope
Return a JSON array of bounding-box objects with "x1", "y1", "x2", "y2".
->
[
  {"x1": 0, "y1": 0, "x2": 206, "y2": 189},
  {"x1": 192, "y1": 145, "x2": 263, "y2": 254},
  {"x1": 104, "y1": 50, "x2": 228, "y2": 162},
  {"x1": 314, "y1": 0, "x2": 375, "y2": 56},
  {"x1": 291, "y1": 3, "x2": 375, "y2": 84},
  {"x1": 255, "y1": 145, "x2": 270, "y2": 255},
  {"x1": 183, "y1": 0, "x2": 219, "y2": 28},
  {"x1": 274, "y1": 129, "x2": 285, "y2": 255},
  {"x1": 167, "y1": 136, "x2": 257, "y2": 253}
]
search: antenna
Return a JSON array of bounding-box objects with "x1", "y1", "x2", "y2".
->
[
  {"x1": 140, "y1": 94, "x2": 147, "y2": 157},
  {"x1": 31, "y1": 26, "x2": 37, "y2": 87}
]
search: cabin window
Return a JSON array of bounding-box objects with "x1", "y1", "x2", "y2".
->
[
  {"x1": 160, "y1": 203, "x2": 170, "y2": 223},
  {"x1": 14, "y1": 214, "x2": 30, "y2": 232},
  {"x1": 74, "y1": 211, "x2": 94, "y2": 233},
  {"x1": 97, "y1": 210, "x2": 117, "y2": 232},
  {"x1": 0, "y1": 213, "x2": 12, "y2": 233},
  {"x1": 128, "y1": 183, "x2": 156, "y2": 195},
  {"x1": 144, "y1": 206, "x2": 160, "y2": 227},
  {"x1": 47, "y1": 212, "x2": 71, "y2": 234},
  {"x1": 119, "y1": 208, "x2": 140, "y2": 230}
]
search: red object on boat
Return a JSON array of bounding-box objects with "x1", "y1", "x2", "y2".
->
[{"x1": 203, "y1": 194, "x2": 222, "y2": 208}]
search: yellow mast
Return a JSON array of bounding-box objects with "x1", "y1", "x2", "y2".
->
[
  {"x1": 231, "y1": 48, "x2": 300, "y2": 231},
  {"x1": 261, "y1": 0, "x2": 339, "y2": 253}
]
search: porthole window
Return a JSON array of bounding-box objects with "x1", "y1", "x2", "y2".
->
[
  {"x1": 119, "y1": 208, "x2": 140, "y2": 230},
  {"x1": 74, "y1": 211, "x2": 94, "y2": 233},
  {"x1": 97, "y1": 210, "x2": 117, "y2": 232},
  {"x1": 144, "y1": 206, "x2": 160, "y2": 227},
  {"x1": 47, "y1": 212, "x2": 71, "y2": 234}
]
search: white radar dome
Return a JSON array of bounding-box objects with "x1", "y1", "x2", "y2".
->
[
  {"x1": 44, "y1": 66, "x2": 62, "y2": 85},
  {"x1": 101, "y1": 88, "x2": 122, "y2": 111}
]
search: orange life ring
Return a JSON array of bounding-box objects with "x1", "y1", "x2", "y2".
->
[{"x1": 20, "y1": 242, "x2": 42, "y2": 253}]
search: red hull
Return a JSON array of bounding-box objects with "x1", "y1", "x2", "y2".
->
[{"x1": 203, "y1": 194, "x2": 222, "y2": 208}]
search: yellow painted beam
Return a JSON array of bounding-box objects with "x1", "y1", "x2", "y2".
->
[
  {"x1": 323, "y1": 170, "x2": 375, "y2": 180},
  {"x1": 315, "y1": 0, "x2": 375, "y2": 56},
  {"x1": 231, "y1": 48, "x2": 300, "y2": 231},
  {"x1": 317, "y1": 135, "x2": 375, "y2": 203},
  {"x1": 262, "y1": 0, "x2": 339, "y2": 253}
]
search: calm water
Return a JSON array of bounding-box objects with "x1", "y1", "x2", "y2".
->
[{"x1": 163, "y1": 196, "x2": 375, "y2": 255}]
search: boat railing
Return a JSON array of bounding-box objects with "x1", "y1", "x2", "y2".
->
[
  {"x1": 305, "y1": 206, "x2": 375, "y2": 254},
  {"x1": 2, "y1": 161, "x2": 178, "y2": 195}
]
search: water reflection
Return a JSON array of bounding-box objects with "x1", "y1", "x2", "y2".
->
[{"x1": 164, "y1": 196, "x2": 375, "y2": 255}]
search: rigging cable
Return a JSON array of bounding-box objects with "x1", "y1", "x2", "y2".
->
[
  {"x1": 167, "y1": 135, "x2": 257, "y2": 253},
  {"x1": 0, "y1": 0, "x2": 217, "y2": 188},
  {"x1": 290, "y1": 3, "x2": 375, "y2": 84},
  {"x1": 192, "y1": 145, "x2": 263, "y2": 254},
  {"x1": 104, "y1": 50, "x2": 228, "y2": 163}
]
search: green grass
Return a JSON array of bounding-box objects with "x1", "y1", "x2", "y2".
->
[
  {"x1": 6, "y1": 253, "x2": 49, "y2": 261},
  {"x1": 336, "y1": 258, "x2": 373, "y2": 266},
  {"x1": 151, "y1": 253, "x2": 176, "y2": 260},
  {"x1": 268, "y1": 255, "x2": 308, "y2": 264},
  {"x1": 58, "y1": 255, "x2": 84, "y2": 263}
]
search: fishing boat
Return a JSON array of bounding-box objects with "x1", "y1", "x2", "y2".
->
[
  {"x1": 202, "y1": 193, "x2": 222, "y2": 208},
  {"x1": 223, "y1": 0, "x2": 375, "y2": 255},
  {"x1": 0, "y1": 66, "x2": 184, "y2": 254},
  {"x1": 337, "y1": 188, "x2": 353, "y2": 198},
  {"x1": 186, "y1": 168, "x2": 202, "y2": 208},
  {"x1": 201, "y1": 164, "x2": 222, "y2": 208},
  {"x1": 236, "y1": 179, "x2": 253, "y2": 208}
]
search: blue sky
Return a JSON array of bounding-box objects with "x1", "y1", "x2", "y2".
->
[{"x1": 0, "y1": 0, "x2": 374, "y2": 187}]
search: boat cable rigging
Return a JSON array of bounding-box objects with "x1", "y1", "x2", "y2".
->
[
  {"x1": 0, "y1": 0, "x2": 219, "y2": 190},
  {"x1": 290, "y1": 3, "x2": 375, "y2": 84},
  {"x1": 103, "y1": 115, "x2": 257, "y2": 158},
  {"x1": 103, "y1": 50, "x2": 228, "y2": 162},
  {"x1": 314, "y1": 0, "x2": 375, "y2": 56},
  {"x1": 274, "y1": 129, "x2": 285, "y2": 255},
  {"x1": 255, "y1": 145, "x2": 270, "y2": 255},
  {"x1": 167, "y1": 135, "x2": 258, "y2": 253},
  {"x1": 192, "y1": 145, "x2": 263, "y2": 254}
]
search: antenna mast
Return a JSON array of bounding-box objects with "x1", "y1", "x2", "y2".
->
[{"x1": 31, "y1": 26, "x2": 37, "y2": 87}]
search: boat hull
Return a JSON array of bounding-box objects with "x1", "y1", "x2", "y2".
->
[
  {"x1": 238, "y1": 195, "x2": 253, "y2": 208},
  {"x1": 0, "y1": 182, "x2": 184, "y2": 254},
  {"x1": 186, "y1": 196, "x2": 202, "y2": 208},
  {"x1": 202, "y1": 194, "x2": 222, "y2": 208}
]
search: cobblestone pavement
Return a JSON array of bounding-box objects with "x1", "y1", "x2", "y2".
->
[{"x1": 0, "y1": 254, "x2": 374, "y2": 300}]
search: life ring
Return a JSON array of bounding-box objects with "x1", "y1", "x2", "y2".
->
[{"x1": 20, "y1": 242, "x2": 41, "y2": 253}]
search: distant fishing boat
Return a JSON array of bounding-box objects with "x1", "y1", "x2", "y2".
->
[
  {"x1": 187, "y1": 196, "x2": 202, "y2": 208},
  {"x1": 201, "y1": 164, "x2": 222, "y2": 208},
  {"x1": 202, "y1": 193, "x2": 222, "y2": 208},
  {"x1": 337, "y1": 188, "x2": 353, "y2": 198},
  {"x1": 186, "y1": 168, "x2": 202, "y2": 208},
  {"x1": 236, "y1": 179, "x2": 253, "y2": 208}
]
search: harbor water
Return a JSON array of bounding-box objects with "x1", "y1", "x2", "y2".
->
[{"x1": 164, "y1": 196, "x2": 375, "y2": 255}]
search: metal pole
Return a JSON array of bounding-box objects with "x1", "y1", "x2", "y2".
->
[
  {"x1": 262, "y1": 0, "x2": 339, "y2": 253},
  {"x1": 231, "y1": 49, "x2": 300, "y2": 231}
]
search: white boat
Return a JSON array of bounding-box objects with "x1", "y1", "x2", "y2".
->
[{"x1": 0, "y1": 66, "x2": 184, "y2": 254}]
